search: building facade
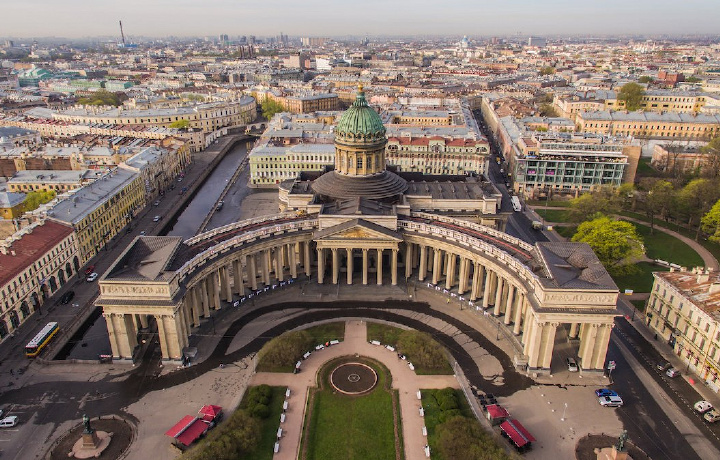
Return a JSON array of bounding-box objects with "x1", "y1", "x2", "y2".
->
[
  {"x1": 577, "y1": 111, "x2": 720, "y2": 140},
  {"x1": 0, "y1": 220, "x2": 78, "y2": 339}
]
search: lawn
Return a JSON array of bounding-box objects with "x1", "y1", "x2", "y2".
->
[
  {"x1": 239, "y1": 386, "x2": 287, "y2": 460},
  {"x1": 303, "y1": 321, "x2": 346, "y2": 344},
  {"x1": 635, "y1": 157, "x2": 657, "y2": 178},
  {"x1": 366, "y1": 322, "x2": 453, "y2": 375},
  {"x1": 525, "y1": 199, "x2": 573, "y2": 207},
  {"x1": 304, "y1": 358, "x2": 399, "y2": 460},
  {"x1": 613, "y1": 262, "x2": 668, "y2": 293},
  {"x1": 630, "y1": 221, "x2": 704, "y2": 268},
  {"x1": 554, "y1": 225, "x2": 577, "y2": 239},
  {"x1": 538, "y1": 208, "x2": 572, "y2": 223},
  {"x1": 256, "y1": 322, "x2": 346, "y2": 372},
  {"x1": 630, "y1": 299, "x2": 647, "y2": 312}
]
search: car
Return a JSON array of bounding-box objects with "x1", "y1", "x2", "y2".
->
[
  {"x1": 704, "y1": 409, "x2": 720, "y2": 423},
  {"x1": 0, "y1": 416, "x2": 18, "y2": 428},
  {"x1": 566, "y1": 357, "x2": 579, "y2": 372},
  {"x1": 139, "y1": 231, "x2": 146, "y2": 236},
  {"x1": 216, "y1": 200, "x2": 224, "y2": 211},
  {"x1": 598, "y1": 395, "x2": 624, "y2": 407},
  {"x1": 59, "y1": 291, "x2": 75, "y2": 305},
  {"x1": 666, "y1": 368, "x2": 681, "y2": 378},
  {"x1": 84, "y1": 265, "x2": 95, "y2": 276},
  {"x1": 153, "y1": 200, "x2": 160, "y2": 206},
  {"x1": 694, "y1": 400, "x2": 713, "y2": 414},
  {"x1": 153, "y1": 215, "x2": 162, "y2": 222},
  {"x1": 656, "y1": 361, "x2": 672, "y2": 371},
  {"x1": 86, "y1": 272, "x2": 99, "y2": 282},
  {"x1": 595, "y1": 389, "x2": 619, "y2": 397}
]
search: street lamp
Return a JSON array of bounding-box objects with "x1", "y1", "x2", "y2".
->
[
  {"x1": 561, "y1": 402, "x2": 568, "y2": 421},
  {"x1": 496, "y1": 320, "x2": 501, "y2": 341}
]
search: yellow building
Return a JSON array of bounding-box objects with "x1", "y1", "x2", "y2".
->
[
  {"x1": 647, "y1": 268, "x2": 720, "y2": 393},
  {"x1": 0, "y1": 192, "x2": 25, "y2": 219},
  {"x1": 48, "y1": 166, "x2": 145, "y2": 264},
  {"x1": 577, "y1": 111, "x2": 720, "y2": 140}
]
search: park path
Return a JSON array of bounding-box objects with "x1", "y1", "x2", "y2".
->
[
  {"x1": 531, "y1": 205, "x2": 719, "y2": 271},
  {"x1": 250, "y1": 320, "x2": 458, "y2": 460}
]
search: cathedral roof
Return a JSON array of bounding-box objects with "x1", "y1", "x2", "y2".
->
[{"x1": 335, "y1": 85, "x2": 386, "y2": 140}]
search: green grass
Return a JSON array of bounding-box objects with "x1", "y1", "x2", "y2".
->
[
  {"x1": 630, "y1": 299, "x2": 647, "y2": 312},
  {"x1": 366, "y1": 322, "x2": 453, "y2": 375},
  {"x1": 630, "y1": 221, "x2": 704, "y2": 267},
  {"x1": 305, "y1": 358, "x2": 398, "y2": 460},
  {"x1": 538, "y1": 208, "x2": 572, "y2": 223},
  {"x1": 635, "y1": 157, "x2": 657, "y2": 177},
  {"x1": 612, "y1": 262, "x2": 668, "y2": 293},
  {"x1": 554, "y1": 225, "x2": 577, "y2": 239},
  {"x1": 256, "y1": 322, "x2": 346, "y2": 372},
  {"x1": 302, "y1": 321, "x2": 346, "y2": 344},
  {"x1": 239, "y1": 386, "x2": 287, "y2": 460},
  {"x1": 525, "y1": 199, "x2": 573, "y2": 207}
]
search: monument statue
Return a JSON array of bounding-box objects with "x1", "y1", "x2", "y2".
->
[
  {"x1": 615, "y1": 430, "x2": 628, "y2": 452},
  {"x1": 82, "y1": 414, "x2": 93, "y2": 434}
]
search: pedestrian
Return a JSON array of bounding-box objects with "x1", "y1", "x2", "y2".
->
[
  {"x1": 9, "y1": 368, "x2": 13, "y2": 376},
  {"x1": 446, "y1": 298, "x2": 450, "y2": 304}
]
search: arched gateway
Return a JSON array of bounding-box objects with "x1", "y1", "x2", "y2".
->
[{"x1": 97, "y1": 88, "x2": 618, "y2": 374}]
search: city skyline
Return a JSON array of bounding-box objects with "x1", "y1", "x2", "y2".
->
[{"x1": 2, "y1": 0, "x2": 719, "y2": 40}]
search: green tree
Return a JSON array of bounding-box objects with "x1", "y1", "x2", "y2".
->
[
  {"x1": 639, "y1": 179, "x2": 676, "y2": 234},
  {"x1": 677, "y1": 178, "x2": 720, "y2": 239},
  {"x1": 256, "y1": 330, "x2": 313, "y2": 370},
  {"x1": 701, "y1": 199, "x2": 720, "y2": 243},
  {"x1": 23, "y1": 190, "x2": 56, "y2": 212},
  {"x1": 700, "y1": 135, "x2": 720, "y2": 178},
  {"x1": 539, "y1": 66, "x2": 555, "y2": 76},
  {"x1": 568, "y1": 186, "x2": 621, "y2": 223},
  {"x1": 617, "y1": 82, "x2": 645, "y2": 111},
  {"x1": 571, "y1": 216, "x2": 644, "y2": 276},
  {"x1": 436, "y1": 416, "x2": 511, "y2": 460},
  {"x1": 638, "y1": 76, "x2": 654, "y2": 84},
  {"x1": 686, "y1": 76, "x2": 701, "y2": 83},
  {"x1": 169, "y1": 119, "x2": 190, "y2": 129},
  {"x1": 77, "y1": 90, "x2": 121, "y2": 107},
  {"x1": 260, "y1": 98, "x2": 285, "y2": 120},
  {"x1": 539, "y1": 103, "x2": 559, "y2": 117}
]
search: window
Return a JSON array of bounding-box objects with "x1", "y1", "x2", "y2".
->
[{"x1": 357, "y1": 157, "x2": 363, "y2": 169}]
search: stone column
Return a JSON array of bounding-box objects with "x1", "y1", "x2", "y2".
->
[
  {"x1": 458, "y1": 258, "x2": 468, "y2": 294},
  {"x1": 482, "y1": 270, "x2": 492, "y2": 309},
  {"x1": 376, "y1": 249, "x2": 384, "y2": 285},
  {"x1": 445, "y1": 253, "x2": 457, "y2": 290},
  {"x1": 332, "y1": 248, "x2": 339, "y2": 285},
  {"x1": 523, "y1": 318, "x2": 543, "y2": 368},
  {"x1": 233, "y1": 259, "x2": 243, "y2": 295},
  {"x1": 317, "y1": 248, "x2": 325, "y2": 284},
  {"x1": 539, "y1": 323, "x2": 558, "y2": 369},
  {"x1": 578, "y1": 324, "x2": 599, "y2": 368},
  {"x1": 591, "y1": 324, "x2": 613, "y2": 370},
  {"x1": 138, "y1": 314, "x2": 149, "y2": 329},
  {"x1": 104, "y1": 314, "x2": 119, "y2": 358},
  {"x1": 504, "y1": 284, "x2": 516, "y2": 325},
  {"x1": 190, "y1": 287, "x2": 201, "y2": 326},
  {"x1": 432, "y1": 249, "x2": 442, "y2": 285},
  {"x1": 569, "y1": 323, "x2": 580, "y2": 339},
  {"x1": 275, "y1": 247, "x2": 284, "y2": 282},
  {"x1": 262, "y1": 250, "x2": 271, "y2": 286},
  {"x1": 347, "y1": 248, "x2": 354, "y2": 285},
  {"x1": 513, "y1": 294, "x2": 525, "y2": 335},
  {"x1": 218, "y1": 267, "x2": 228, "y2": 301},
  {"x1": 493, "y1": 276, "x2": 505, "y2": 316},
  {"x1": 405, "y1": 244, "x2": 413, "y2": 279},
  {"x1": 304, "y1": 241, "x2": 312, "y2": 276},
  {"x1": 391, "y1": 248, "x2": 398, "y2": 286},
  {"x1": 471, "y1": 263, "x2": 483, "y2": 301},
  {"x1": 223, "y1": 266, "x2": 232, "y2": 301},
  {"x1": 289, "y1": 244, "x2": 298, "y2": 279},
  {"x1": 248, "y1": 254, "x2": 258, "y2": 291},
  {"x1": 362, "y1": 249, "x2": 369, "y2": 285},
  {"x1": 419, "y1": 245, "x2": 427, "y2": 281},
  {"x1": 155, "y1": 315, "x2": 178, "y2": 360},
  {"x1": 201, "y1": 279, "x2": 210, "y2": 317}
]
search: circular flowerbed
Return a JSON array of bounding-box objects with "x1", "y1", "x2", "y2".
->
[{"x1": 330, "y1": 362, "x2": 378, "y2": 395}]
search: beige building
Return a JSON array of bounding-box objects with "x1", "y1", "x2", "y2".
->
[
  {"x1": 386, "y1": 136, "x2": 489, "y2": 176},
  {"x1": 650, "y1": 144, "x2": 714, "y2": 176},
  {"x1": 0, "y1": 220, "x2": 78, "y2": 338},
  {"x1": 577, "y1": 111, "x2": 720, "y2": 140},
  {"x1": 647, "y1": 268, "x2": 720, "y2": 392}
]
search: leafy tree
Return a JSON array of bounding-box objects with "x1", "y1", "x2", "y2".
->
[
  {"x1": 700, "y1": 135, "x2": 720, "y2": 178},
  {"x1": 436, "y1": 416, "x2": 512, "y2": 460},
  {"x1": 701, "y1": 199, "x2": 720, "y2": 243},
  {"x1": 539, "y1": 66, "x2": 555, "y2": 76},
  {"x1": 169, "y1": 119, "x2": 190, "y2": 129},
  {"x1": 617, "y1": 183, "x2": 637, "y2": 211},
  {"x1": 256, "y1": 330, "x2": 313, "y2": 370},
  {"x1": 23, "y1": 190, "x2": 56, "y2": 212},
  {"x1": 260, "y1": 98, "x2": 285, "y2": 120},
  {"x1": 77, "y1": 89, "x2": 121, "y2": 107},
  {"x1": 396, "y1": 330, "x2": 449, "y2": 371},
  {"x1": 638, "y1": 179, "x2": 675, "y2": 234},
  {"x1": 677, "y1": 178, "x2": 720, "y2": 240},
  {"x1": 572, "y1": 216, "x2": 644, "y2": 276},
  {"x1": 686, "y1": 76, "x2": 701, "y2": 83},
  {"x1": 183, "y1": 409, "x2": 260, "y2": 460},
  {"x1": 638, "y1": 76, "x2": 654, "y2": 83},
  {"x1": 617, "y1": 82, "x2": 645, "y2": 111},
  {"x1": 568, "y1": 186, "x2": 621, "y2": 223},
  {"x1": 539, "y1": 103, "x2": 559, "y2": 117}
]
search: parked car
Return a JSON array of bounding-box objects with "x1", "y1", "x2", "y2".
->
[
  {"x1": 656, "y1": 361, "x2": 672, "y2": 371},
  {"x1": 704, "y1": 409, "x2": 720, "y2": 423},
  {"x1": 0, "y1": 416, "x2": 18, "y2": 428},
  {"x1": 59, "y1": 291, "x2": 75, "y2": 305},
  {"x1": 86, "y1": 272, "x2": 99, "y2": 282},
  {"x1": 694, "y1": 400, "x2": 713, "y2": 414},
  {"x1": 598, "y1": 395, "x2": 624, "y2": 407},
  {"x1": 139, "y1": 231, "x2": 146, "y2": 236},
  {"x1": 216, "y1": 200, "x2": 224, "y2": 211},
  {"x1": 595, "y1": 389, "x2": 618, "y2": 397},
  {"x1": 153, "y1": 215, "x2": 162, "y2": 222},
  {"x1": 566, "y1": 357, "x2": 579, "y2": 372},
  {"x1": 153, "y1": 200, "x2": 160, "y2": 206},
  {"x1": 84, "y1": 265, "x2": 95, "y2": 276},
  {"x1": 666, "y1": 368, "x2": 681, "y2": 378}
]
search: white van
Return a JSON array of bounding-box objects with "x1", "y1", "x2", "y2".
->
[{"x1": 0, "y1": 416, "x2": 18, "y2": 427}]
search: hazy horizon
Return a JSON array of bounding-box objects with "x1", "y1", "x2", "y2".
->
[{"x1": 2, "y1": 0, "x2": 719, "y2": 40}]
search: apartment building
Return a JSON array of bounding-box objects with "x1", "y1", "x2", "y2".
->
[
  {"x1": 577, "y1": 111, "x2": 720, "y2": 140},
  {"x1": 647, "y1": 268, "x2": 720, "y2": 393}
]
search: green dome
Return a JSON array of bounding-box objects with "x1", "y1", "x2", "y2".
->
[{"x1": 335, "y1": 86, "x2": 386, "y2": 139}]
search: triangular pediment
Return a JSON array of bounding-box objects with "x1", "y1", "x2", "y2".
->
[{"x1": 314, "y1": 219, "x2": 402, "y2": 242}]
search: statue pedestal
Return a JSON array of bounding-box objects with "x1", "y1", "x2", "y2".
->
[
  {"x1": 81, "y1": 431, "x2": 99, "y2": 449},
  {"x1": 596, "y1": 446, "x2": 632, "y2": 460},
  {"x1": 69, "y1": 431, "x2": 112, "y2": 459}
]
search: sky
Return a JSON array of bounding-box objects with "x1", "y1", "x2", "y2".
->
[{"x1": 1, "y1": 0, "x2": 718, "y2": 39}]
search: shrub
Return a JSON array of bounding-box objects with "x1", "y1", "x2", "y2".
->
[
  {"x1": 436, "y1": 416, "x2": 511, "y2": 460},
  {"x1": 396, "y1": 330, "x2": 448, "y2": 371},
  {"x1": 257, "y1": 330, "x2": 314, "y2": 370}
]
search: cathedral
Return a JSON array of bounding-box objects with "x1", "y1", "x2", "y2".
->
[{"x1": 97, "y1": 87, "x2": 619, "y2": 374}]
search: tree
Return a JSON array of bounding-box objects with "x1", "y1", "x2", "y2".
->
[
  {"x1": 617, "y1": 82, "x2": 645, "y2": 111},
  {"x1": 638, "y1": 76, "x2": 654, "y2": 84},
  {"x1": 77, "y1": 90, "x2": 121, "y2": 107},
  {"x1": 540, "y1": 66, "x2": 556, "y2": 76},
  {"x1": 169, "y1": 119, "x2": 190, "y2": 129},
  {"x1": 701, "y1": 200, "x2": 720, "y2": 243},
  {"x1": 23, "y1": 190, "x2": 56, "y2": 212},
  {"x1": 700, "y1": 135, "x2": 720, "y2": 178},
  {"x1": 677, "y1": 178, "x2": 720, "y2": 240},
  {"x1": 260, "y1": 98, "x2": 285, "y2": 120},
  {"x1": 568, "y1": 186, "x2": 621, "y2": 223},
  {"x1": 571, "y1": 216, "x2": 644, "y2": 276},
  {"x1": 638, "y1": 179, "x2": 676, "y2": 234},
  {"x1": 539, "y1": 103, "x2": 559, "y2": 117}
]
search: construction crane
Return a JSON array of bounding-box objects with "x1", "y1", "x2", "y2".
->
[{"x1": 119, "y1": 20, "x2": 126, "y2": 47}]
